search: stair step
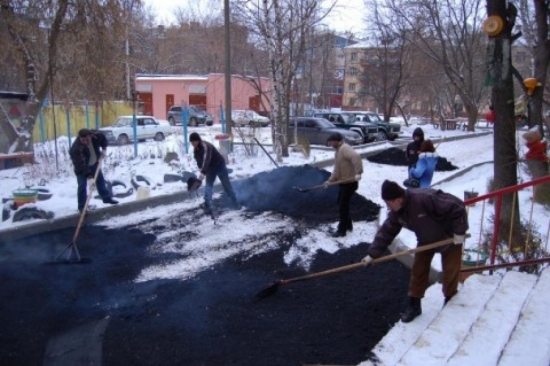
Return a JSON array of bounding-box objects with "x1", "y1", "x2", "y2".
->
[
  {"x1": 447, "y1": 271, "x2": 537, "y2": 365},
  {"x1": 358, "y1": 284, "x2": 444, "y2": 366},
  {"x1": 498, "y1": 267, "x2": 550, "y2": 366},
  {"x1": 398, "y1": 274, "x2": 501, "y2": 365}
]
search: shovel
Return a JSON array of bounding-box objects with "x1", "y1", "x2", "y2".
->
[
  {"x1": 254, "y1": 235, "x2": 469, "y2": 300},
  {"x1": 293, "y1": 178, "x2": 357, "y2": 193},
  {"x1": 46, "y1": 157, "x2": 105, "y2": 264}
]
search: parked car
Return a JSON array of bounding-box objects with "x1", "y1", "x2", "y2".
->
[
  {"x1": 100, "y1": 115, "x2": 173, "y2": 144},
  {"x1": 167, "y1": 105, "x2": 214, "y2": 126},
  {"x1": 312, "y1": 111, "x2": 378, "y2": 143},
  {"x1": 231, "y1": 110, "x2": 270, "y2": 127},
  {"x1": 352, "y1": 111, "x2": 403, "y2": 141},
  {"x1": 288, "y1": 117, "x2": 363, "y2": 146}
]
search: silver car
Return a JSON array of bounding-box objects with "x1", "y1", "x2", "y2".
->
[{"x1": 288, "y1": 117, "x2": 363, "y2": 146}]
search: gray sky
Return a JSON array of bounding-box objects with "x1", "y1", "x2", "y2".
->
[{"x1": 142, "y1": 0, "x2": 367, "y2": 35}]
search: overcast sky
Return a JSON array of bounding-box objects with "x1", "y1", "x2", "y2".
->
[{"x1": 142, "y1": 0, "x2": 367, "y2": 35}]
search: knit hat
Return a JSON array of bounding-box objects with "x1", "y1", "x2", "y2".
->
[
  {"x1": 189, "y1": 132, "x2": 201, "y2": 142},
  {"x1": 78, "y1": 128, "x2": 92, "y2": 138},
  {"x1": 381, "y1": 180, "x2": 405, "y2": 200}
]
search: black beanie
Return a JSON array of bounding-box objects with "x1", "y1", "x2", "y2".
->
[
  {"x1": 189, "y1": 132, "x2": 201, "y2": 142},
  {"x1": 381, "y1": 180, "x2": 405, "y2": 200}
]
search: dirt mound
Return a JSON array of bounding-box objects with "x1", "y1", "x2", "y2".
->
[
  {"x1": 367, "y1": 147, "x2": 459, "y2": 171},
  {"x1": 215, "y1": 165, "x2": 381, "y2": 224}
]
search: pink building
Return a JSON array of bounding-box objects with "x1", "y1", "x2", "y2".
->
[{"x1": 134, "y1": 74, "x2": 271, "y2": 123}]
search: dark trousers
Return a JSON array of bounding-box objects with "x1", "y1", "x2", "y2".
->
[
  {"x1": 408, "y1": 243, "x2": 462, "y2": 298},
  {"x1": 204, "y1": 163, "x2": 238, "y2": 208},
  {"x1": 337, "y1": 181, "x2": 358, "y2": 233},
  {"x1": 76, "y1": 163, "x2": 111, "y2": 210}
]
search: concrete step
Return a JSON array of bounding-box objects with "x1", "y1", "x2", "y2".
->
[
  {"x1": 498, "y1": 267, "x2": 550, "y2": 366},
  {"x1": 447, "y1": 271, "x2": 537, "y2": 365},
  {"x1": 398, "y1": 274, "x2": 501, "y2": 365}
]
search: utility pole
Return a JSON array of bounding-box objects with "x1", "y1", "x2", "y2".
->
[{"x1": 224, "y1": 0, "x2": 232, "y2": 137}]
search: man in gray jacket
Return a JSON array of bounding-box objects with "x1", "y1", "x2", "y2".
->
[
  {"x1": 324, "y1": 132, "x2": 363, "y2": 237},
  {"x1": 363, "y1": 180, "x2": 468, "y2": 322}
]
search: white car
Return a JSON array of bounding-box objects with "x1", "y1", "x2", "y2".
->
[
  {"x1": 100, "y1": 115, "x2": 173, "y2": 144},
  {"x1": 231, "y1": 110, "x2": 270, "y2": 127}
]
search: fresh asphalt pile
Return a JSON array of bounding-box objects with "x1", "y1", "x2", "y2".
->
[
  {"x1": 367, "y1": 147, "x2": 459, "y2": 171},
  {"x1": 0, "y1": 165, "x2": 412, "y2": 366}
]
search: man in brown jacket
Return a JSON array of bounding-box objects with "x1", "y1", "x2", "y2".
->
[
  {"x1": 324, "y1": 132, "x2": 363, "y2": 237},
  {"x1": 363, "y1": 180, "x2": 468, "y2": 323}
]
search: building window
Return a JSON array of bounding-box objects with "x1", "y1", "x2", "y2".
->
[
  {"x1": 350, "y1": 52, "x2": 358, "y2": 61},
  {"x1": 349, "y1": 67, "x2": 358, "y2": 76},
  {"x1": 348, "y1": 83, "x2": 356, "y2": 92}
]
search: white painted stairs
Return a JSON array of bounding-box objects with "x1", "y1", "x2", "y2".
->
[{"x1": 359, "y1": 267, "x2": 550, "y2": 366}]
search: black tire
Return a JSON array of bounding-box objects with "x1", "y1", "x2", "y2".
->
[
  {"x1": 154, "y1": 132, "x2": 165, "y2": 141},
  {"x1": 189, "y1": 117, "x2": 198, "y2": 127},
  {"x1": 168, "y1": 117, "x2": 176, "y2": 126},
  {"x1": 164, "y1": 173, "x2": 184, "y2": 183},
  {"x1": 12, "y1": 207, "x2": 53, "y2": 222},
  {"x1": 117, "y1": 134, "x2": 129, "y2": 145},
  {"x1": 32, "y1": 187, "x2": 53, "y2": 201},
  {"x1": 131, "y1": 175, "x2": 152, "y2": 189},
  {"x1": 2, "y1": 200, "x2": 14, "y2": 222},
  {"x1": 113, "y1": 187, "x2": 133, "y2": 198},
  {"x1": 376, "y1": 131, "x2": 387, "y2": 141}
]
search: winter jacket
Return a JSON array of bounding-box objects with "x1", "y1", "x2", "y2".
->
[
  {"x1": 193, "y1": 140, "x2": 226, "y2": 174},
  {"x1": 367, "y1": 188, "x2": 468, "y2": 258},
  {"x1": 409, "y1": 152, "x2": 439, "y2": 188},
  {"x1": 328, "y1": 141, "x2": 363, "y2": 182},
  {"x1": 69, "y1": 131, "x2": 108, "y2": 176},
  {"x1": 405, "y1": 127, "x2": 425, "y2": 168}
]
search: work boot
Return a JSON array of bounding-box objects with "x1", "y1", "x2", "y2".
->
[
  {"x1": 444, "y1": 294, "x2": 455, "y2": 306},
  {"x1": 401, "y1": 297, "x2": 422, "y2": 323},
  {"x1": 331, "y1": 231, "x2": 346, "y2": 238},
  {"x1": 103, "y1": 197, "x2": 119, "y2": 204}
]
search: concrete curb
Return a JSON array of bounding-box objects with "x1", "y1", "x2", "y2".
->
[{"x1": 0, "y1": 131, "x2": 492, "y2": 242}]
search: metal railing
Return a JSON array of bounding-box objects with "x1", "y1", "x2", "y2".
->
[{"x1": 461, "y1": 174, "x2": 550, "y2": 274}]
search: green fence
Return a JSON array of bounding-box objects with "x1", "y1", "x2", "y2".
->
[{"x1": 33, "y1": 102, "x2": 133, "y2": 143}]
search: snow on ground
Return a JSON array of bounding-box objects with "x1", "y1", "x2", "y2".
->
[{"x1": 1, "y1": 122, "x2": 549, "y2": 365}]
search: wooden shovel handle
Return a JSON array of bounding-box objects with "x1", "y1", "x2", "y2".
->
[{"x1": 279, "y1": 235, "x2": 470, "y2": 285}]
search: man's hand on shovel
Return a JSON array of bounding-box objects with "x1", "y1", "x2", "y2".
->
[{"x1": 362, "y1": 255, "x2": 373, "y2": 265}]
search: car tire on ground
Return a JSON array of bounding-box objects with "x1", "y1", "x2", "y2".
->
[
  {"x1": 376, "y1": 131, "x2": 387, "y2": 141},
  {"x1": 31, "y1": 187, "x2": 53, "y2": 201},
  {"x1": 2, "y1": 200, "x2": 14, "y2": 222},
  {"x1": 189, "y1": 117, "x2": 197, "y2": 127},
  {"x1": 154, "y1": 132, "x2": 165, "y2": 141},
  {"x1": 12, "y1": 207, "x2": 54, "y2": 222},
  {"x1": 117, "y1": 134, "x2": 129, "y2": 145},
  {"x1": 168, "y1": 117, "x2": 176, "y2": 126}
]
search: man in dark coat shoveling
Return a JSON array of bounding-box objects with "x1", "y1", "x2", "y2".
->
[
  {"x1": 190, "y1": 132, "x2": 240, "y2": 215},
  {"x1": 362, "y1": 180, "x2": 468, "y2": 323},
  {"x1": 69, "y1": 128, "x2": 118, "y2": 212}
]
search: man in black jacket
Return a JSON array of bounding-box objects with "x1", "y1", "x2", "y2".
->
[
  {"x1": 190, "y1": 132, "x2": 239, "y2": 214},
  {"x1": 69, "y1": 129, "x2": 118, "y2": 212},
  {"x1": 362, "y1": 180, "x2": 468, "y2": 323}
]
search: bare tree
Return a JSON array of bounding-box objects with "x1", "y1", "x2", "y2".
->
[
  {"x1": 233, "y1": 0, "x2": 335, "y2": 159},
  {"x1": 381, "y1": 0, "x2": 488, "y2": 131},
  {"x1": 0, "y1": 0, "x2": 140, "y2": 153}
]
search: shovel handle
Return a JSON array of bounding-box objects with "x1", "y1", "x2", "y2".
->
[
  {"x1": 296, "y1": 178, "x2": 357, "y2": 192},
  {"x1": 279, "y1": 235, "x2": 469, "y2": 285}
]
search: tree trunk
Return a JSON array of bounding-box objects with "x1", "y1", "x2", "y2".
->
[{"x1": 489, "y1": 0, "x2": 520, "y2": 244}]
